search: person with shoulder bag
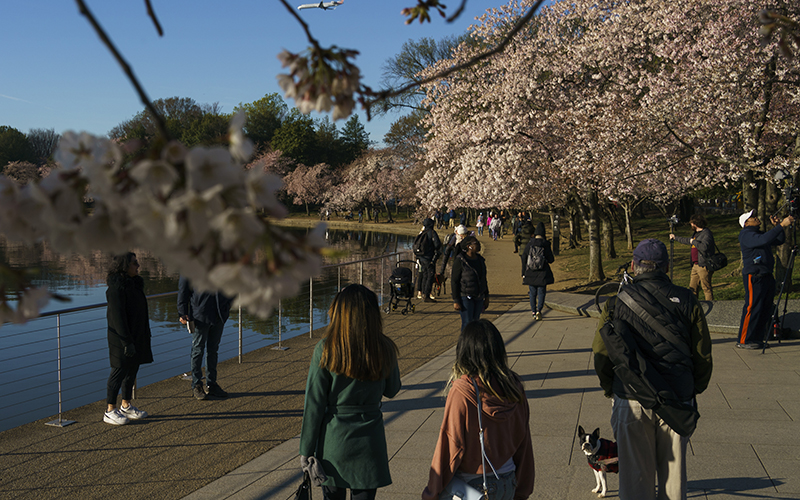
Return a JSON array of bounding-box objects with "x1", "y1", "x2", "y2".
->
[
  {"x1": 669, "y1": 214, "x2": 717, "y2": 301},
  {"x1": 592, "y1": 239, "x2": 713, "y2": 500},
  {"x1": 299, "y1": 285, "x2": 401, "y2": 500},
  {"x1": 423, "y1": 320, "x2": 535, "y2": 500},
  {"x1": 451, "y1": 236, "x2": 490, "y2": 331}
]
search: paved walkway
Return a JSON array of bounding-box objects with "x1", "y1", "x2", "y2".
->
[{"x1": 184, "y1": 300, "x2": 800, "y2": 500}]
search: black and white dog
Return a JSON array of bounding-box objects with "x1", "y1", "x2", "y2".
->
[{"x1": 577, "y1": 426, "x2": 619, "y2": 498}]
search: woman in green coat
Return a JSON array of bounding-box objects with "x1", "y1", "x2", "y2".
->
[{"x1": 300, "y1": 284, "x2": 401, "y2": 500}]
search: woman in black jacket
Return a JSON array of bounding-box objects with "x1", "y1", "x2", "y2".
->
[
  {"x1": 451, "y1": 236, "x2": 490, "y2": 331},
  {"x1": 104, "y1": 252, "x2": 154, "y2": 425},
  {"x1": 522, "y1": 223, "x2": 555, "y2": 321}
]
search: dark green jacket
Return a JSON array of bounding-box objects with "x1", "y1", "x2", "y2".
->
[{"x1": 299, "y1": 340, "x2": 401, "y2": 489}]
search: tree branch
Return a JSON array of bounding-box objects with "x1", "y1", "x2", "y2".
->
[
  {"x1": 144, "y1": 0, "x2": 164, "y2": 36},
  {"x1": 75, "y1": 0, "x2": 168, "y2": 139},
  {"x1": 362, "y1": 0, "x2": 546, "y2": 114}
]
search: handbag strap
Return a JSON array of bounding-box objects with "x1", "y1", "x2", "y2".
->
[{"x1": 471, "y1": 377, "x2": 499, "y2": 498}]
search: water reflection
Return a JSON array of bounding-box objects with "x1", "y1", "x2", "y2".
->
[{"x1": 0, "y1": 227, "x2": 412, "y2": 432}]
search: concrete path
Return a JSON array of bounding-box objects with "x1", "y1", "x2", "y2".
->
[{"x1": 185, "y1": 302, "x2": 800, "y2": 500}]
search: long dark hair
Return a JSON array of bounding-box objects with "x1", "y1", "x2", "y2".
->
[
  {"x1": 320, "y1": 284, "x2": 399, "y2": 381},
  {"x1": 448, "y1": 319, "x2": 523, "y2": 402},
  {"x1": 106, "y1": 252, "x2": 136, "y2": 284}
]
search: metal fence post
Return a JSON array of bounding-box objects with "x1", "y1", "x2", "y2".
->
[
  {"x1": 238, "y1": 304, "x2": 243, "y2": 363},
  {"x1": 46, "y1": 314, "x2": 75, "y2": 427},
  {"x1": 360, "y1": 261, "x2": 364, "y2": 284},
  {"x1": 309, "y1": 277, "x2": 314, "y2": 338},
  {"x1": 273, "y1": 298, "x2": 288, "y2": 351}
]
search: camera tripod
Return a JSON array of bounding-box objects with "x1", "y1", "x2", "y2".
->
[
  {"x1": 763, "y1": 241, "x2": 797, "y2": 353},
  {"x1": 760, "y1": 206, "x2": 797, "y2": 352}
]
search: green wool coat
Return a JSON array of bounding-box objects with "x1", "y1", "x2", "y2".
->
[{"x1": 299, "y1": 340, "x2": 401, "y2": 489}]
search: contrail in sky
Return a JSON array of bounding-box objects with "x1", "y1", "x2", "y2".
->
[{"x1": 1, "y1": 94, "x2": 35, "y2": 104}]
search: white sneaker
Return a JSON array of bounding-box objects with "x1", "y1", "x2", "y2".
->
[
  {"x1": 416, "y1": 291, "x2": 423, "y2": 299},
  {"x1": 534, "y1": 312, "x2": 542, "y2": 321},
  {"x1": 120, "y1": 405, "x2": 148, "y2": 419},
  {"x1": 103, "y1": 409, "x2": 129, "y2": 425}
]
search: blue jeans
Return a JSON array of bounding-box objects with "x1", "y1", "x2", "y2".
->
[
  {"x1": 190, "y1": 320, "x2": 224, "y2": 389},
  {"x1": 529, "y1": 286, "x2": 546, "y2": 314},
  {"x1": 459, "y1": 296, "x2": 484, "y2": 331}
]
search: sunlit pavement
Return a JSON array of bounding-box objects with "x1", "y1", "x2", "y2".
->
[{"x1": 185, "y1": 298, "x2": 800, "y2": 500}]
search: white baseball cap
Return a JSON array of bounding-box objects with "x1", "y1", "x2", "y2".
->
[{"x1": 739, "y1": 209, "x2": 756, "y2": 228}]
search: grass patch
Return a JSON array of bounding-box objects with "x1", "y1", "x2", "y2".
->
[{"x1": 547, "y1": 212, "x2": 800, "y2": 301}]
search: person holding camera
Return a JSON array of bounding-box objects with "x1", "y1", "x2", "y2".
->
[
  {"x1": 736, "y1": 209, "x2": 794, "y2": 349},
  {"x1": 669, "y1": 214, "x2": 716, "y2": 301}
]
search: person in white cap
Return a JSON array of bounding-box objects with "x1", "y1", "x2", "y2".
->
[
  {"x1": 736, "y1": 209, "x2": 794, "y2": 349},
  {"x1": 439, "y1": 225, "x2": 470, "y2": 275}
]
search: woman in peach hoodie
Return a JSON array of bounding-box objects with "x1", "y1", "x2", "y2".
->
[{"x1": 422, "y1": 319, "x2": 535, "y2": 500}]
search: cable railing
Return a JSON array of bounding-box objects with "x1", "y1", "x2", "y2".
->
[{"x1": 0, "y1": 250, "x2": 414, "y2": 432}]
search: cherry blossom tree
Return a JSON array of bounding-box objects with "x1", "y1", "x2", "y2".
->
[{"x1": 284, "y1": 163, "x2": 336, "y2": 215}]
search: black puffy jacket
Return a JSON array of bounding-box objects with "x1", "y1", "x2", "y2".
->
[{"x1": 451, "y1": 254, "x2": 488, "y2": 300}]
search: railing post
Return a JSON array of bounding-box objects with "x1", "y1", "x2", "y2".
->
[
  {"x1": 238, "y1": 304, "x2": 243, "y2": 363},
  {"x1": 309, "y1": 277, "x2": 314, "y2": 338},
  {"x1": 46, "y1": 313, "x2": 75, "y2": 427},
  {"x1": 272, "y1": 298, "x2": 288, "y2": 351},
  {"x1": 380, "y1": 257, "x2": 385, "y2": 304},
  {"x1": 360, "y1": 261, "x2": 364, "y2": 284},
  {"x1": 338, "y1": 266, "x2": 341, "y2": 291}
]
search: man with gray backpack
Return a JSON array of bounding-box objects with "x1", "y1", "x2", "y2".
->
[{"x1": 592, "y1": 238, "x2": 713, "y2": 500}]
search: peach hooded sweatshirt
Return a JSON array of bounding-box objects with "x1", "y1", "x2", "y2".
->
[{"x1": 422, "y1": 375, "x2": 535, "y2": 500}]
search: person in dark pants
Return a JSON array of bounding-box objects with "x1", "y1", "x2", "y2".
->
[
  {"x1": 415, "y1": 217, "x2": 442, "y2": 302},
  {"x1": 737, "y1": 209, "x2": 794, "y2": 348},
  {"x1": 104, "y1": 252, "x2": 153, "y2": 425},
  {"x1": 300, "y1": 284, "x2": 401, "y2": 500},
  {"x1": 178, "y1": 277, "x2": 234, "y2": 399},
  {"x1": 522, "y1": 222, "x2": 555, "y2": 321},
  {"x1": 451, "y1": 236, "x2": 490, "y2": 330}
]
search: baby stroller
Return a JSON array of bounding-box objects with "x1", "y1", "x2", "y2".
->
[{"x1": 385, "y1": 260, "x2": 417, "y2": 315}]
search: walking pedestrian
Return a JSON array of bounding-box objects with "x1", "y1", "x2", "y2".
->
[
  {"x1": 422, "y1": 319, "x2": 535, "y2": 500},
  {"x1": 521, "y1": 222, "x2": 555, "y2": 320},
  {"x1": 451, "y1": 236, "x2": 490, "y2": 330},
  {"x1": 300, "y1": 284, "x2": 401, "y2": 500}
]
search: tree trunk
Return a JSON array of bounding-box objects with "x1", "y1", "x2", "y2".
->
[
  {"x1": 549, "y1": 208, "x2": 561, "y2": 256},
  {"x1": 601, "y1": 208, "x2": 617, "y2": 259},
  {"x1": 305, "y1": 202, "x2": 310, "y2": 216},
  {"x1": 621, "y1": 200, "x2": 634, "y2": 250},
  {"x1": 742, "y1": 171, "x2": 758, "y2": 212},
  {"x1": 587, "y1": 188, "x2": 605, "y2": 282}
]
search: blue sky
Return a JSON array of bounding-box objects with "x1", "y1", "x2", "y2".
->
[{"x1": 0, "y1": 1, "x2": 498, "y2": 146}]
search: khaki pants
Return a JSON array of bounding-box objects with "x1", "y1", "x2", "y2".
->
[
  {"x1": 689, "y1": 264, "x2": 713, "y2": 301},
  {"x1": 611, "y1": 396, "x2": 688, "y2": 500}
]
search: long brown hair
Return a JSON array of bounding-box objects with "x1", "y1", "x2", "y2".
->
[
  {"x1": 447, "y1": 319, "x2": 523, "y2": 402},
  {"x1": 320, "y1": 284, "x2": 399, "y2": 381}
]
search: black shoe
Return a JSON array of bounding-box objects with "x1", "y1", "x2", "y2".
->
[
  {"x1": 206, "y1": 384, "x2": 228, "y2": 398},
  {"x1": 193, "y1": 385, "x2": 208, "y2": 400},
  {"x1": 736, "y1": 342, "x2": 762, "y2": 350}
]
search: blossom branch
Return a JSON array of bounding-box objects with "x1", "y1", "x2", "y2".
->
[{"x1": 75, "y1": 0, "x2": 168, "y2": 139}]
